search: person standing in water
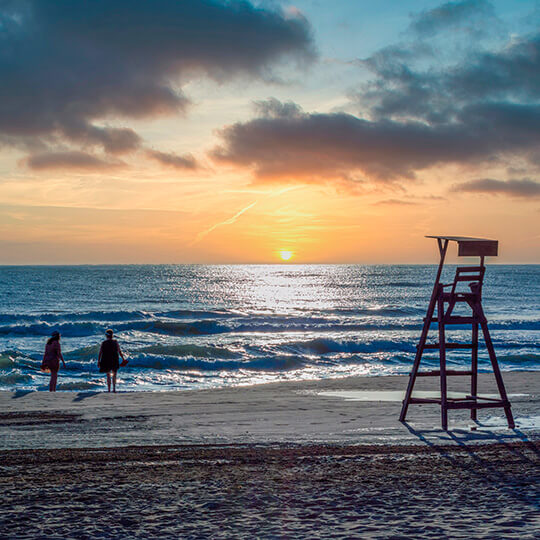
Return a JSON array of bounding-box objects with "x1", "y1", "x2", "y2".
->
[
  {"x1": 98, "y1": 329, "x2": 127, "y2": 393},
  {"x1": 41, "y1": 330, "x2": 66, "y2": 392}
]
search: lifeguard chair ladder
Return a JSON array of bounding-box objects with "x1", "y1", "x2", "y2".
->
[{"x1": 399, "y1": 236, "x2": 514, "y2": 430}]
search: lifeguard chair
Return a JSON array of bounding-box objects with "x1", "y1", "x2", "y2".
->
[{"x1": 399, "y1": 236, "x2": 514, "y2": 430}]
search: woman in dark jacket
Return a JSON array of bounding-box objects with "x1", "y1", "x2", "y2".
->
[
  {"x1": 98, "y1": 329, "x2": 127, "y2": 393},
  {"x1": 41, "y1": 330, "x2": 66, "y2": 392}
]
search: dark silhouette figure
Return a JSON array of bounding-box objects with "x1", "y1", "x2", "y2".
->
[
  {"x1": 98, "y1": 329, "x2": 127, "y2": 393},
  {"x1": 41, "y1": 331, "x2": 66, "y2": 392}
]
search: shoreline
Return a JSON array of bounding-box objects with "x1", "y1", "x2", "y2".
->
[{"x1": 1, "y1": 371, "x2": 538, "y2": 450}]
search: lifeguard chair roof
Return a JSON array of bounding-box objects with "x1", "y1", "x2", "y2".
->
[{"x1": 426, "y1": 235, "x2": 498, "y2": 257}]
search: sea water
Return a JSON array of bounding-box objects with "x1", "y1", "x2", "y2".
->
[{"x1": 0, "y1": 264, "x2": 538, "y2": 391}]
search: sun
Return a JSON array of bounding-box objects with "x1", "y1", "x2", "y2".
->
[{"x1": 279, "y1": 250, "x2": 294, "y2": 261}]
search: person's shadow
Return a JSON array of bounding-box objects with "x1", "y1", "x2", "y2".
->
[
  {"x1": 11, "y1": 390, "x2": 33, "y2": 399},
  {"x1": 73, "y1": 391, "x2": 100, "y2": 402}
]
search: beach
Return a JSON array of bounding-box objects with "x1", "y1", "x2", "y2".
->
[
  {"x1": 2, "y1": 0, "x2": 539, "y2": 536},
  {"x1": 1, "y1": 372, "x2": 539, "y2": 538}
]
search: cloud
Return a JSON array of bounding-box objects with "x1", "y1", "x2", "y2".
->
[
  {"x1": 146, "y1": 150, "x2": 199, "y2": 170},
  {"x1": 253, "y1": 98, "x2": 304, "y2": 118},
  {"x1": 451, "y1": 178, "x2": 540, "y2": 198},
  {"x1": 371, "y1": 199, "x2": 419, "y2": 206},
  {"x1": 0, "y1": 0, "x2": 315, "y2": 154},
  {"x1": 355, "y1": 33, "x2": 540, "y2": 125},
  {"x1": 409, "y1": 0, "x2": 498, "y2": 37},
  {"x1": 62, "y1": 125, "x2": 143, "y2": 155},
  {"x1": 23, "y1": 151, "x2": 124, "y2": 171},
  {"x1": 212, "y1": 2, "x2": 540, "y2": 187},
  {"x1": 211, "y1": 98, "x2": 540, "y2": 182}
]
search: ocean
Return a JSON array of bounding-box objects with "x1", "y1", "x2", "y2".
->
[{"x1": 0, "y1": 264, "x2": 538, "y2": 392}]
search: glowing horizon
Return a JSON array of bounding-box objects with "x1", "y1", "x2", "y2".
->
[{"x1": 0, "y1": 1, "x2": 538, "y2": 264}]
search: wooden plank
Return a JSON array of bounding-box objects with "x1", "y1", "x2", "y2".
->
[
  {"x1": 456, "y1": 266, "x2": 484, "y2": 273},
  {"x1": 438, "y1": 290, "x2": 448, "y2": 430},
  {"x1": 423, "y1": 343, "x2": 475, "y2": 350},
  {"x1": 458, "y1": 240, "x2": 498, "y2": 257},
  {"x1": 427, "y1": 316, "x2": 475, "y2": 324},
  {"x1": 425, "y1": 236, "x2": 498, "y2": 257},
  {"x1": 455, "y1": 275, "x2": 482, "y2": 282},
  {"x1": 471, "y1": 322, "x2": 478, "y2": 421},
  {"x1": 479, "y1": 315, "x2": 515, "y2": 428},
  {"x1": 416, "y1": 370, "x2": 473, "y2": 377},
  {"x1": 447, "y1": 401, "x2": 508, "y2": 410}
]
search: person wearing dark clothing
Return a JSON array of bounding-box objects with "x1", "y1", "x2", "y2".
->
[
  {"x1": 41, "y1": 331, "x2": 66, "y2": 392},
  {"x1": 98, "y1": 329, "x2": 126, "y2": 393}
]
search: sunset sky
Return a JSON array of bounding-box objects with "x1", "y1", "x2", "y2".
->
[{"x1": 0, "y1": 0, "x2": 539, "y2": 264}]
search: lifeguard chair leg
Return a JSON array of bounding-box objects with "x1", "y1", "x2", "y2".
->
[
  {"x1": 479, "y1": 319, "x2": 515, "y2": 429},
  {"x1": 399, "y1": 298, "x2": 435, "y2": 422},
  {"x1": 471, "y1": 322, "x2": 479, "y2": 421},
  {"x1": 437, "y1": 289, "x2": 448, "y2": 430},
  {"x1": 400, "y1": 239, "x2": 449, "y2": 424}
]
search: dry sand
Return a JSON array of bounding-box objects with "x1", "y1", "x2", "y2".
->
[{"x1": 0, "y1": 372, "x2": 539, "y2": 538}]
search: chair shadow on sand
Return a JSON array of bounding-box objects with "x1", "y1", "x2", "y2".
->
[
  {"x1": 402, "y1": 421, "x2": 540, "y2": 509},
  {"x1": 402, "y1": 420, "x2": 534, "y2": 445}
]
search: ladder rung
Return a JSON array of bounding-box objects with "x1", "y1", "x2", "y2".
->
[
  {"x1": 447, "y1": 401, "x2": 508, "y2": 410},
  {"x1": 455, "y1": 275, "x2": 482, "y2": 282},
  {"x1": 426, "y1": 316, "x2": 476, "y2": 324},
  {"x1": 441, "y1": 293, "x2": 476, "y2": 301},
  {"x1": 456, "y1": 266, "x2": 484, "y2": 273},
  {"x1": 416, "y1": 370, "x2": 473, "y2": 377},
  {"x1": 422, "y1": 343, "x2": 476, "y2": 350}
]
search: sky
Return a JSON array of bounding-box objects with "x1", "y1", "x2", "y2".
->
[{"x1": 0, "y1": 0, "x2": 539, "y2": 264}]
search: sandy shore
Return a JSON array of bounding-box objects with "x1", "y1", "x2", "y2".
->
[
  {"x1": 1, "y1": 442, "x2": 538, "y2": 538},
  {"x1": 1, "y1": 372, "x2": 539, "y2": 538},
  {"x1": 0, "y1": 372, "x2": 538, "y2": 449}
]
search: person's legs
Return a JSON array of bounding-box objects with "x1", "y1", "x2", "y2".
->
[
  {"x1": 106, "y1": 373, "x2": 111, "y2": 392},
  {"x1": 49, "y1": 371, "x2": 58, "y2": 392},
  {"x1": 112, "y1": 371, "x2": 117, "y2": 393}
]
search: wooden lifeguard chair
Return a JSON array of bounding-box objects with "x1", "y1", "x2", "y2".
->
[{"x1": 399, "y1": 236, "x2": 514, "y2": 430}]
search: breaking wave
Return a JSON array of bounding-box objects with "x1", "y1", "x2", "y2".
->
[{"x1": 0, "y1": 264, "x2": 537, "y2": 391}]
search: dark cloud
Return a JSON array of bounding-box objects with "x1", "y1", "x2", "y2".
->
[
  {"x1": 356, "y1": 32, "x2": 540, "y2": 124},
  {"x1": 409, "y1": 0, "x2": 497, "y2": 37},
  {"x1": 23, "y1": 151, "x2": 124, "y2": 171},
  {"x1": 213, "y1": 1, "x2": 540, "y2": 186},
  {"x1": 61, "y1": 125, "x2": 142, "y2": 155},
  {"x1": 253, "y1": 98, "x2": 304, "y2": 118},
  {"x1": 212, "y1": 99, "x2": 540, "y2": 182},
  {"x1": 0, "y1": 0, "x2": 314, "y2": 154},
  {"x1": 146, "y1": 150, "x2": 199, "y2": 170},
  {"x1": 451, "y1": 178, "x2": 540, "y2": 198}
]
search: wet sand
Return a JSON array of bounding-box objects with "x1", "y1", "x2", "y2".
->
[
  {"x1": 0, "y1": 372, "x2": 539, "y2": 538},
  {"x1": 1, "y1": 372, "x2": 539, "y2": 449}
]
